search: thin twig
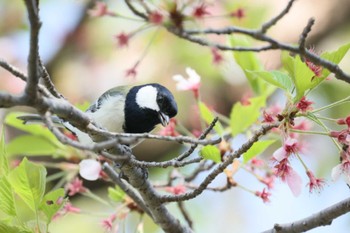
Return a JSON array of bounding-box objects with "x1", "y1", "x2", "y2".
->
[
  {"x1": 299, "y1": 18, "x2": 315, "y2": 49},
  {"x1": 159, "y1": 123, "x2": 279, "y2": 203},
  {"x1": 260, "y1": 0, "x2": 297, "y2": 33},
  {"x1": 184, "y1": 161, "x2": 215, "y2": 182},
  {"x1": 0, "y1": 58, "x2": 27, "y2": 81},
  {"x1": 39, "y1": 58, "x2": 65, "y2": 99},
  {"x1": 177, "y1": 201, "x2": 193, "y2": 229},
  {"x1": 124, "y1": 0, "x2": 148, "y2": 20},
  {"x1": 177, "y1": 117, "x2": 219, "y2": 161},
  {"x1": 129, "y1": 156, "x2": 202, "y2": 168}
]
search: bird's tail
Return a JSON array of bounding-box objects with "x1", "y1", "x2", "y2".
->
[{"x1": 17, "y1": 114, "x2": 64, "y2": 127}]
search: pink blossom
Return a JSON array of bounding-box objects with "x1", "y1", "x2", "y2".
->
[
  {"x1": 192, "y1": 3, "x2": 210, "y2": 18},
  {"x1": 332, "y1": 150, "x2": 350, "y2": 185},
  {"x1": 306, "y1": 170, "x2": 325, "y2": 193},
  {"x1": 273, "y1": 137, "x2": 298, "y2": 161},
  {"x1": 114, "y1": 32, "x2": 130, "y2": 47},
  {"x1": 240, "y1": 92, "x2": 252, "y2": 106},
  {"x1": 125, "y1": 64, "x2": 138, "y2": 79},
  {"x1": 159, "y1": 118, "x2": 179, "y2": 136},
  {"x1": 336, "y1": 115, "x2": 350, "y2": 129},
  {"x1": 148, "y1": 11, "x2": 164, "y2": 25},
  {"x1": 305, "y1": 48, "x2": 322, "y2": 77},
  {"x1": 262, "y1": 110, "x2": 276, "y2": 123},
  {"x1": 296, "y1": 96, "x2": 313, "y2": 112},
  {"x1": 165, "y1": 184, "x2": 186, "y2": 195},
  {"x1": 211, "y1": 48, "x2": 224, "y2": 65},
  {"x1": 67, "y1": 177, "x2": 87, "y2": 196},
  {"x1": 260, "y1": 175, "x2": 275, "y2": 189},
  {"x1": 63, "y1": 202, "x2": 81, "y2": 213},
  {"x1": 255, "y1": 188, "x2": 271, "y2": 203},
  {"x1": 173, "y1": 67, "x2": 201, "y2": 99},
  {"x1": 79, "y1": 159, "x2": 102, "y2": 181},
  {"x1": 274, "y1": 159, "x2": 302, "y2": 196},
  {"x1": 329, "y1": 130, "x2": 349, "y2": 144},
  {"x1": 101, "y1": 213, "x2": 117, "y2": 232},
  {"x1": 230, "y1": 8, "x2": 245, "y2": 19},
  {"x1": 53, "y1": 202, "x2": 81, "y2": 220},
  {"x1": 88, "y1": 2, "x2": 115, "y2": 17}
]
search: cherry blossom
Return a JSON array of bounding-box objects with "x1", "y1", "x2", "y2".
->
[
  {"x1": 67, "y1": 177, "x2": 87, "y2": 196},
  {"x1": 192, "y1": 3, "x2": 210, "y2": 18},
  {"x1": 149, "y1": 11, "x2": 164, "y2": 25},
  {"x1": 79, "y1": 159, "x2": 102, "y2": 181},
  {"x1": 255, "y1": 188, "x2": 271, "y2": 203},
  {"x1": 230, "y1": 8, "x2": 245, "y2": 19},
  {"x1": 165, "y1": 184, "x2": 186, "y2": 195},
  {"x1": 306, "y1": 170, "x2": 325, "y2": 193},
  {"x1": 296, "y1": 96, "x2": 313, "y2": 112},
  {"x1": 331, "y1": 150, "x2": 350, "y2": 185},
  {"x1": 272, "y1": 137, "x2": 298, "y2": 161},
  {"x1": 173, "y1": 67, "x2": 201, "y2": 99},
  {"x1": 114, "y1": 32, "x2": 130, "y2": 47},
  {"x1": 274, "y1": 159, "x2": 302, "y2": 196},
  {"x1": 159, "y1": 118, "x2": 179, "y2": 136},
  {"x1": 88, "y1": 2, "x2": 115, "y2": 17},
  {"x1": 101, "y1": 213, "x2": 117, "y2": 232}
]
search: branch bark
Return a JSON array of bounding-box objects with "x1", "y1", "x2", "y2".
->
[{"x1": 262, "y1": 196, "x2": 350, "y2": 233}]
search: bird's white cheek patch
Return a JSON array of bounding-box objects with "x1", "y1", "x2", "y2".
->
[{"x1": 136, "y1": 86, "x2": 159, "y2": 111}]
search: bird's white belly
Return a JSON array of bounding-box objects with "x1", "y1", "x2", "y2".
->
[{"x1": 74, "y1": 94, "x2": 126, "y2": 145}]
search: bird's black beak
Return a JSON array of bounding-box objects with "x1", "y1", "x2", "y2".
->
[{"x1": 158, "y1": 111, "x2": 170, "y2": 127}]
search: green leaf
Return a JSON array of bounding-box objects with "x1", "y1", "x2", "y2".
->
[
  {"x1": 6, "y1": 135, "x2": 57, "y2": 156},
  {"x1": 8, "y1": 158, "x2": 47, "y2": 213},
  {"x1": 291, "y1": 56, "x2": 315, "y2": 102},
  {"x1": 199, "y1": 145, "x2": 221, "y2": 163},
  {"x1": 230, "y1": 96, "x2": 266, "y2": 136},
  {"x1": 39, "y1": 188, "x2": 65, "y2": 223},
  {"x1": 230, "y1": 36, "x2": 266, "y2": 94},
  {"x1": 0, "y1": 222, "x2": 32, "y2": 233},
  {"x1": 247, "y1": 70, "x2": 293, "y2": 92},
  {"x1": 243, "y1": 140, "x2": 276, "y2": 163},
  {"x1": 5, "y1": 112, "x2": 62, "y2": 148},
  {"x1": 320, "y1": 43, "x2": 350, "y2": 78},
  {"x1": 108, "y1": 186, "x2": 125, "y2": 203},
  {"x1": 0, "y1": 177, "x2": 16, "y2": 217},
  {"x1": 0, "y1": 128, "x2": 9, "y2": 176},
  {"x1": 198, "y1": 102, "x2": 224, "y2": 136}
]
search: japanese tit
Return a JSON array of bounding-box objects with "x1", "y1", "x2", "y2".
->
[{"x1": 20, "y1": 83, "x2": 178, "y2": 145}]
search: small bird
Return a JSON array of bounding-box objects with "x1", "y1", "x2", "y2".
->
[{"x1": 20, "y1": 83, "x2": 178, "y2": 144}]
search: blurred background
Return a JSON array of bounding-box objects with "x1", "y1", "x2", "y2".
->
[{"x1": 1, "y1": 0, "x2": 350, "y2": 232}]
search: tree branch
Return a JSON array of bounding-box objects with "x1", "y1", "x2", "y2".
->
[
  {"x1": 260, "y1": 0, "x2": 297, "y2": 33},
  {"x1": 159, "y1": 123, "x2": 279, "y2": 203},
  {"x1": 23, "y1": 0, "x2": 42, "y2": 99},
  {"x1": 262, "y1": 196, "x2": 350, "y2": 233}
]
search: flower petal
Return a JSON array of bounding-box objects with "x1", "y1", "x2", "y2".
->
[
  {"x1": 185, "y1": 67, "x2": 201, "y2": 84},
  {"x1": 79, "y1": 159, "x2": 101, "y2": 181},
  {"x1": 273, "y1": 147, "x2": 287, "y2": 161},
  {"x1": 286, "y1": 168, "x2": 302, "y2": 197},
  {"x1": 331, "y1": 164, "x2": 343, "y2": 181}
]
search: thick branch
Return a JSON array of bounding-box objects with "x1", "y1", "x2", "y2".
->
[
  {"x1": 102, "y1": 163, "x2": 152, "y2": 217},
  {"x1": 262, "y1": 197, "x2": 350, "y2": 233},
  {"x1": 118, "y1": 161, "x2": 193, "y2": 233},
  {"x1": 23, "y1": 0, "x2": 42, "y2": 99}
]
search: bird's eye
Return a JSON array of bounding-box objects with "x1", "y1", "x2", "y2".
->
[{"x1": 157, "y1": 95, "x2": 165, "y2": 104}]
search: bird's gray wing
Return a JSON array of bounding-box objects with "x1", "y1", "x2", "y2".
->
[{"x1": 86, "y1": 85, "x2": 130, "y2": 113}]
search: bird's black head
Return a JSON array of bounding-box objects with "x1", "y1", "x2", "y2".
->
[{"x1": 123, "y1": 83, "x2": 177, "y2": 133}]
